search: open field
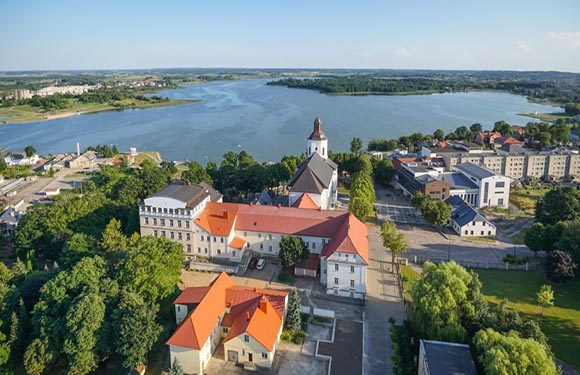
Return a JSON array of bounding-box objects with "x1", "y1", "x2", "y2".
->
[
  {"x1": 0, "y1": 98, "x2": 195, "y2": 124},
  {"x1": 476, "y1": 269, "x2": 580, "y2": 369},
  {"x1": 509, "y1": 187, "x2": 549, "y2": 216}
]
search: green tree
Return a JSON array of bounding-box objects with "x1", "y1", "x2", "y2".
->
[
  {"x1": 181, "y1": 161, "x2": 213, "y2": 185},
  {"x1": 535, "y1": 187, "x2": 580, "y2": 225},
  {"x1": 543, "y1": 221, "x2": 568, "y2": 251},
  {"x1": 549, "y1": 122, "x2": 570, "y2": 145},
  {"x1": 535, "y1": 131, "x2": 552, "y2": 146},
  {"x1": 24, "y1": 145, "x2": 36, "y2": 157},
  {"x1": 424, "y1": 200, "x2": 451, "y2": 230},
  {"x1": 350, "y1": 137, "x2": 363, "y2": 155},
  {"x1": 474, "y1": 328, "x2": 558, "y2": 375},
  {"x1": 546, "y1": 250, "x2": 577, "y2": 283},
  {"x1": 557, "y1": 219, "x2": 580, "y2": 263},
  {"x1": 286, "y1": 288, "x2": 302, "y2": 332},
  {"x1": 120, "y1": 236, "x2": 184, "y2": 303},
  {"x1": 493, "y1": 120, "x2": 513, "y2": 136},
  {"x1": 100, "y1": 218, "x2": 128, "y2": 262},
  {"x1": 114, "y1": 291, "x2": 162, "y2": 369},
  {"x1": 169, "y1": 358, "x2": 184, "y2": 375},
  {"x1": 409, "y1": 262, "x2": 474, "y2": 342},
  {"x1": 536, "y1": 284, "x2": 554, "y2": 316},
  {"x1": 0, "y1": 322, "x2": 10, "y2": 366},
  {"x1": 0, "y1": 156, "x2": 7, "y2": 172},
  {"x1": 524, "y1": 223, "x2": 545, "y2": 257},
  {"x1": 61, "y1": 233, "x2": 98, "y2": 268},
  {"x1": 433, "y1": 128, "x2": 445, "y2": 140},
  {"x1": 470, "y1": 123, "x2": 482, "y2": 134},
  {"x1": 63, "y1": 293, "x2": 106, "y2": 375},
  {"x1": 24, "y1": 338, "x2": 53, "y2": 375},
  {"x1": 278, "y1": 236, "x2": 309, "y2": 268},
  {"x1": 411, "y1": 192, "x2": 431, "y2": 213},
  {"x1": 373, "y1": 159, "x2": 395, "y2": 186},
  {"x1": 380, "y1": 221, "x2": 408, "y2": 269},
  {"x1": 349, "y1": 196, "x2": 373, "y2": 221}
]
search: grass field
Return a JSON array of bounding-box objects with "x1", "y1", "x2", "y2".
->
[
  {"x1": 0, "y1": 98, "x2": 195, "y2": 124},
  {"x1": 475, "y1": 269, "x2": 580, "y2": 369},
  {"x1": 509, "y1": 188, "x2": 549, "y2": 216},
  {"x1": 400, "y1": 265, "x2": 420, "y2": 302},
  {"x1": 465, "y1": 236, "x2": 496, "y2": 243}
]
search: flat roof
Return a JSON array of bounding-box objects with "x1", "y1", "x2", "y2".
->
[
  {"x1": 422, "y1": 340, "x2": 477, "y2": 375},
  {"x1": 456, "y1": 163, "x2": 497, "y2": 179}
]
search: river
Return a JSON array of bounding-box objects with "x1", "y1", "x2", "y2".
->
[{"x1": 0, "y1": 79, "x2": 563, "y2": 163}]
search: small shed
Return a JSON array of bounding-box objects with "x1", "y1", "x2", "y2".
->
[{"x1": 294, "y1": 253, "x2": 319, "y2": 278}]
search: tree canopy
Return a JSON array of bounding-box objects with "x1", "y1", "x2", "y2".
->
[
  {"x1": 278, "y1": 236, "x2": 309, "y2": 268},
  {"x1": 535, "y1": 187, "x2": 580, "y2": 225}
]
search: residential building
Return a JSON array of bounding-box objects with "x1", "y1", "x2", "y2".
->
[
  {"x1": 493, "y1": 136, "x2": 523, "y2": 149},
  {"x1": 3, "y1": 152, "x2": 39, "y2": 166},
  {"x1": 0, "y1": 207, "x2": 23, "y2": 237},
  {"x1": 66, "y1": 151, "x2": 98, "y2": 169},
  {"x1": 288, "y1": 116, "x2": 338, "y2": 209},
  {"x1": 446, "y1": 196, "x2": 496, "y2": 237},
  {"x1": 418, "y1": 340, "x2": 476, "y2": 375},
  {"x1": 167, "y1": 272, "x2": 288, "y2": 374}
]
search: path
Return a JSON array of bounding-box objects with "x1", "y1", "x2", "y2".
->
[{"x1": 364, "y1": 225, "x2": 406, "y2": 375}]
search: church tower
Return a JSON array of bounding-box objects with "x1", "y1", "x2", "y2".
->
[{"x1": 307, "y1": 116, "x2": 328, "y2": 160}]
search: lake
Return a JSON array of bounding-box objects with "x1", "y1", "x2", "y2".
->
[{"x1": 0, "y1": 79, "x2": 563, "y2": 163}]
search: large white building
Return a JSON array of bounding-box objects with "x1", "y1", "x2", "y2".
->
[
  {"x1": 455, "y1": 163, "x2": 510, "y2": 208},
  {"x1": 288, "y1": 116, "x2": 338, "y2": 210},
  {"x1": 139, "y1": 183, "x2": 369, "y2": 299},
  {"x1": 446, "y1": 196, "x2": 496, "y2": 237}
]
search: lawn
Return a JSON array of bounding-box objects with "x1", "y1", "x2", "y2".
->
[
  {"x1": 400, "y1": 265, "x2": 420, "y2": 302},
  {"x1": 464, "y1": 236, "x2": 496, "y2": 243},
  {"x1": 475, "y1": 269, "x2": 580, "y2": 369},
  {"x1": 509, "y1": 188, "x2": 549, "y2": 216}
]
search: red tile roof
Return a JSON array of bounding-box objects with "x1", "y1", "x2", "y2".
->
[
  {"x1": 173, "y1": 286, "x2": 209, "y2": 305},
  {"x1": 494, "y1": 136, "x2": 523, "y2": 146},
  {"x1": 167, "y1": 273, "x2": 287, "y2": 352},
  {"x1": 292, "y1": 193, "x2": 319, "y2": 209},
  {"x1": 295, "y1": 253, "x2": 320, "y2": 271},
  {"x1": 229, "y1": 236, "x2": 245, "y2": 249},
  {"x1": 193, "y1": 202, "x2": 368, "y2": 263}
]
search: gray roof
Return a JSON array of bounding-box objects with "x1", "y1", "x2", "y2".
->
[
  {"x1": 445, "y1": 196, "x2": 485, "y2": 227},
  {"x1": 151, "y1": 181, "x2": 222, "y2": 208},
  {"x1": 439, "y1": 172, "x2": 478, "y2": 189},
  {"x1": 422, "y1": 340, "x2": 477, "y2": 375},
  {"x1": 456, "y1": 163, "x2": 496, "y2": 179},
  {"x1": 289, "y1": 153, "x2": 336, "y2": 194}
]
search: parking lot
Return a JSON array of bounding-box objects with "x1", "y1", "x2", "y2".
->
[
  {"x1": 317, "y1": 320, "x2": 363, "y2": 375},
  {"x1": 375, "y1": 202, "x2": 425, "y2": 225}
]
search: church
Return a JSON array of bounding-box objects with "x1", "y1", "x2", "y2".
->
[{"x1": 288, "y1": 116, "x2": 338, "y2": 210}]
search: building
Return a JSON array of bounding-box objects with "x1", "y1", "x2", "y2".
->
[
  {"x1": 3, "y1": 153, "x2": 39, "y2": 167},
  {"x1": 446, "y1": 196, "x2": 496, "y2": 237},
  {"x1": 418, "y1": 340, "x2": 477, "y2": 375},
  {"x1": 166, "y1": 272, "x2": 288, "y2": 374},
  {"x1": 139, "y1": 181, "x2": 223, "y2": 253},
  {"x1": 66, "y1": 151, "x2": 97, "y2": 169},
  {"x1": 0, "y1": 207, "x2": 23, "y2": 237},
  {"x1": 288, "y1": 116, "x2": 338, "y2": 210},
  {"x1": 396, "y1": 161, "x2": 509, "y2": 208}
]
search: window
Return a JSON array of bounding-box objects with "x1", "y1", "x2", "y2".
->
[
  {"x1": 481, "y1": 231, "x2": 484, "y2": 235},
  {"x1": 204, "y1": 248, "x2": 208, "y2": 253},
  {"x1": 350, "y1": 266, "x2": 355, "y2": 273},
  {"x1": 187, "y1": 245, "x2": 191, "y2": 253},
  {"x1": 268, "y1": 234, "x2": 272, "y2": 240},
  {"x1": 498, "y1": 198, "x2": 504, "y2": 206},
  {"x1": 244, "y1": 232, "x2": 247, "y2": 236},
  {"x1": 470, "y1": 231, "x2": 474, "y2": 235},
  {"x1": 334, "y1": 278, "x2": 339, "y2": 285},
  {"x1": 221, "y1": 237, "x2": 224, "y2": 243},
  {"x1": 214, "y1": 237, "x2": 217, "y2": 242},
  {"x1": 258, "y1": 233, "x2": 261, "y2": 238},
  {"x1": 217, "y1": 249, "x2": 221, "y2": 255},
  {"x1": 160, "y1": 219, "x2": 165, "y2": 226},
  {"x1": 464, "y1": 230, "x2": 468, "y2": 235},
  {"x1": 186, "y1": 233, "x2": 191, "y2": 241},
  {"x1": 334, "y1": 289, "x2": 338, "y2": 295},
  {"x1": 350, "y1": 280, "x2": 355, "y2": 287},
  {"x1": 269, "y1": 246, "x2": 272, "y2": 252},
  {"x1": 495, "y1": 181, "x2": 505, "y2": 188},
  {"x1": 170, "y1": 232, "x2": 174, "y2": 239},
  {"x1": 169, "y1": 209, "x2": 173, "y2": 214},
  {"x1": 334, "y1": 264, "x2": 339, "y2": 271},
  {"x1": 261, "y1": 352, "x2": 268, "y2": 359},
  {"x1": 144, "y1": 217, "x2": 149, "y2": 225},
  {"x1": 305, "y1": 242, "x2": 309, "y2": 249},
  {"x1": 153, "y1": 230, "x2": 158, "y2": 237},
  {"x1": 170, "y1": 220, "x2": 174, "y2": 227},
  {"x1": 222, "y1": 327, "x2": 228, "y2": 333},
  {"x1": 312, "y1": 242, "x2": 316, "y2": 249},
  {"x1": 198, "y1": 247, "x2": 201, "y2": 253},
  {"x1": 201, "y1": 235, "x2": 204, "y2": 241},
  {"x1": 178, "y1": 233, "x2": 182, "y2": 240},
  {"x1": 161, "y1": 231, "x2": 166, "y2": 237},
  {"x1": 186, "y1": 221, "x2": 190, "y2": 229},
  {"x1": 178, "y1": 220, "x2": 182, "y2": 228},
  {"x1": 153, "y1": 218, "x2": 157, "y2": 225},
  {"x1": 260, "y1": 244, "x2": 263, "y2": 250},
  {"x1": 244, "y1": 335, "x2": 249, "y2": 342}
]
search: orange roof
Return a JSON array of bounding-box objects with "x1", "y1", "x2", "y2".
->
[
  {"x1": 229, "y1": 236, "x2": 246, "y2": 249},
  {"x1": 295, "y1": 253, "x2": 320, "y2": 270},
  {"x1": 173, "y1": 286, "x2": 209, "y2": 305},
  {"x1": 166, "y1": 273, "x2": 287, "y2": 352},
  {"x1": 166, "y1": 272, "x2": 234, "y2": 349},
  {"x1": 194, "y1": 202, "x2": 369, "y2": 264},
  {"x1": 292, "y1": 193, "x2": 319, "y2": 209}
]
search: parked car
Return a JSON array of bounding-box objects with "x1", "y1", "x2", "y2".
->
[{"x1": 256, "y1": 259, "x2": 266, "y2": 270}]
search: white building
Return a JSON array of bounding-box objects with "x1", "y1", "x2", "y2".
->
[
  {"x1": 446, "y1": 196, "x2": 496, "y2": 237},
  {"x1": 167, "y1": 272, "x2": 288, "y2": 374},
  {"x1": 288, "y1": 116, "x2": 338, "y2": 210},
  {"x1": 4, "y1": 153, "x2": 39, "y2": 167},
  {"x1": 455, "y1": 163, "x2": 510, "y2": 208}
]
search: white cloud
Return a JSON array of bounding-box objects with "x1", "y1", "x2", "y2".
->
[
  {"x1": 517, "y1": 41, "x2": 531, "y2": 54},
  {"x1": 395, "y1": 47, "x2": 410, "y2": 57},
  {"x1": 549, "y1": 32, "x2": 580, "y2": 47}
]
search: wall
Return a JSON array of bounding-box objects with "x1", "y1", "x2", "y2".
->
[
  {"x1": 324, "y1": 252, "x2": 367, "y2": 299},
  {"x1": 454, "y1": 219, "x2": 496, "y2": 237},
  {"x1": 169, "y1": 345, "x2": 201, "y2": 375},
  {"x1": 224, "y1": 333, "x2": 275, "y2": 368}
]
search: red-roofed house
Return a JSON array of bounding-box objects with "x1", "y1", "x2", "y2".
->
[
  {"x1": 167, "y1": 272, "x2": 288, "y2": 374},
  {"x1": 493, "y1": 136, "x2": 523, "y2": 149}
]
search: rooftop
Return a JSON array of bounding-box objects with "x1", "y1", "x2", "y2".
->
[
  {"x1": 289, "y1": 152, "x2": 337, "y2": 194},
  {"x1": 421, "y1": 340, "x2": 477, "y2": 375},
  {"x1": 150, "y1": 181, "x2": 222, "y2": 209},
  {"x1": 308, "y1": 116, "x2": 327, "y2": 141},
  {"x1": 439, "y1": 172, "x2": 478, "y2": 189},
  {"x1": 456, "y1": 162, "x2": 497, "y2": 179}
]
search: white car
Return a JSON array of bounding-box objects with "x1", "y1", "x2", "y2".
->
[{"x1": 256, "y1": 259, "x2": 265, "y2": 270}]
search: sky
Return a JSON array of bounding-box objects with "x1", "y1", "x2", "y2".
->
[{"x1": 1, "y1": 0, "x2": 580, "y2": 72}]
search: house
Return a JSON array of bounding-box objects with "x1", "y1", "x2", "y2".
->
[
  {"x1": 445, "y1": 196, "x2": 496, "y2": 237},
  {"x1": 288, "y1": 116, "x2": 338, "y2": 210},
  {"x1": 0, "y1": 207, "x2": 23, "y2": 237},
  {"x1": 418, "y1": 340, "x2": 476, "y2": 375},
  {"x1": 493, "y1": 136, "x2": 523, "y2": 149},
  {"x1": 4, "y1": 152, "x2": 39, "y2": 167},
  {"x1": 66, "y1": 151, "x2": 97, "y2": 169},
  {"x1": 475, "y1": 131, "x2": 502, "y2": 145},
  {"x1": 511, "y1": 125, "x2": 526, "y2": 136},
  {"x1": 167, "y1": 272, "x2": 288, "y2": 374}
]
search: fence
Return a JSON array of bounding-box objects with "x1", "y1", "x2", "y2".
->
[
  {"x1": 408, "y1": 255, "x2": 543, "y2": 271},
  {"x1": 188, "y1": 261, "x2": 238, "y2": 274}
]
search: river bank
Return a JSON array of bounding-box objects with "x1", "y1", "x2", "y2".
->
[{"x1": 0, "y1": 98, "x2": 197, "y2": 124}]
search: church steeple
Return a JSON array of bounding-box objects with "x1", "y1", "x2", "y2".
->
[{"x1": 307, "y1": 116, "x2": 328, "y2": 159}]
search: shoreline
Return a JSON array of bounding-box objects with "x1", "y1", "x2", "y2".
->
[{"x1": 0, "y1": 98, "x2": 198, "y2": 125}]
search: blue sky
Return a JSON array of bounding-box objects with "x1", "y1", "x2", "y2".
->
[{"x1": 1, "y1": 0, "x2": 580, "y2": 71}]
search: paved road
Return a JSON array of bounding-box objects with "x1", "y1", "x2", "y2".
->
[{"x1": 364, "y1": 225, "x2": 406, "y2": 375}]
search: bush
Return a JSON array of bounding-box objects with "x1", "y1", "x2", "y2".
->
[
  {"x1": 503, "y1": 254, "x2": 530, "y2": 265},
  {"x1": 390, "y1": 323, "x2": 416, "y2": 375},
  {"x1": 291, "y1": 330, "x2": 305, "y2": 345},
  {"x1": 546, "y1": 250, "x2": 577, "y2": 283},
  {"x1": 280, "y1": 331, "x2": 292, "y2": 342}
]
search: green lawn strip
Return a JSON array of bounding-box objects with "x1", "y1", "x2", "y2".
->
[
  {"x1": 464, "y1": 236, "x2": 496, "y2": 243},
  {"x1": 475, "y1": 269, "x2": 580, "y2": 369},
  {"x1": 400, "y1": 265, "x2": 420, "y2": 302}
]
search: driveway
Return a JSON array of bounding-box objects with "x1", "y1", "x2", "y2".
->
[{"x1": 317, "y1": 319, "x2": 363, "y2": 375}]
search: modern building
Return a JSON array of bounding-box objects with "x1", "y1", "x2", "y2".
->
[
  {"x1": 446, "y1": 196, "x2": 496, "y2": 237},
  {"x1": 418, "y1": 340, "x2": 477, "y2": 375},
  {"x1": 140, "y1": 183, "x2": 369, "y2": 299},
  {"x1": 167, "y1": 272, "x2": 288, "y2": 374},
  {"x1": 455, "y1": 163, "x2": 510, "y2": 208},
  {"x1": 288, "y1": 116, "x2": 338, "y2": 210}
]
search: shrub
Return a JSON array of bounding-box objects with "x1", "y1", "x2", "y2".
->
[
  {"x1": 502, "y1": 254, "x2": 530, "y2": 265},
  {"x1": 280, "y1": 331, "x2": 292, "y2": 342},
  {"x1": 291, "y1": 330, "x2": 305, "y2": 345}
]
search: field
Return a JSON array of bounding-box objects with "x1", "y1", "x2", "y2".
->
[
  {"x1": 509, "y1": 187, "x2": 549, "y2": 216},
  {"x1": 476, "y1": 269, "x2": 580, "y2": 369},
  {"x1": 0, "y1": 97, "x2": 195, "y2": 124},
  {"x1": 399, "y1": 265, "x2": 420, "y2": 302}
]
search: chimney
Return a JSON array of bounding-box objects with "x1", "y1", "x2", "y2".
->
[
  {"x1": 246, "y1": 311, "x2": 250, "y2": 321},
  {"x1": 259, "y1": 296, "x2": 268, "y2": 313},
  {"x1": 76, "y1": 142, "x2": 80, "y2": 156},
  {"x1": 223, "y1": 211, "x2": 229, "y2": 219}
]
